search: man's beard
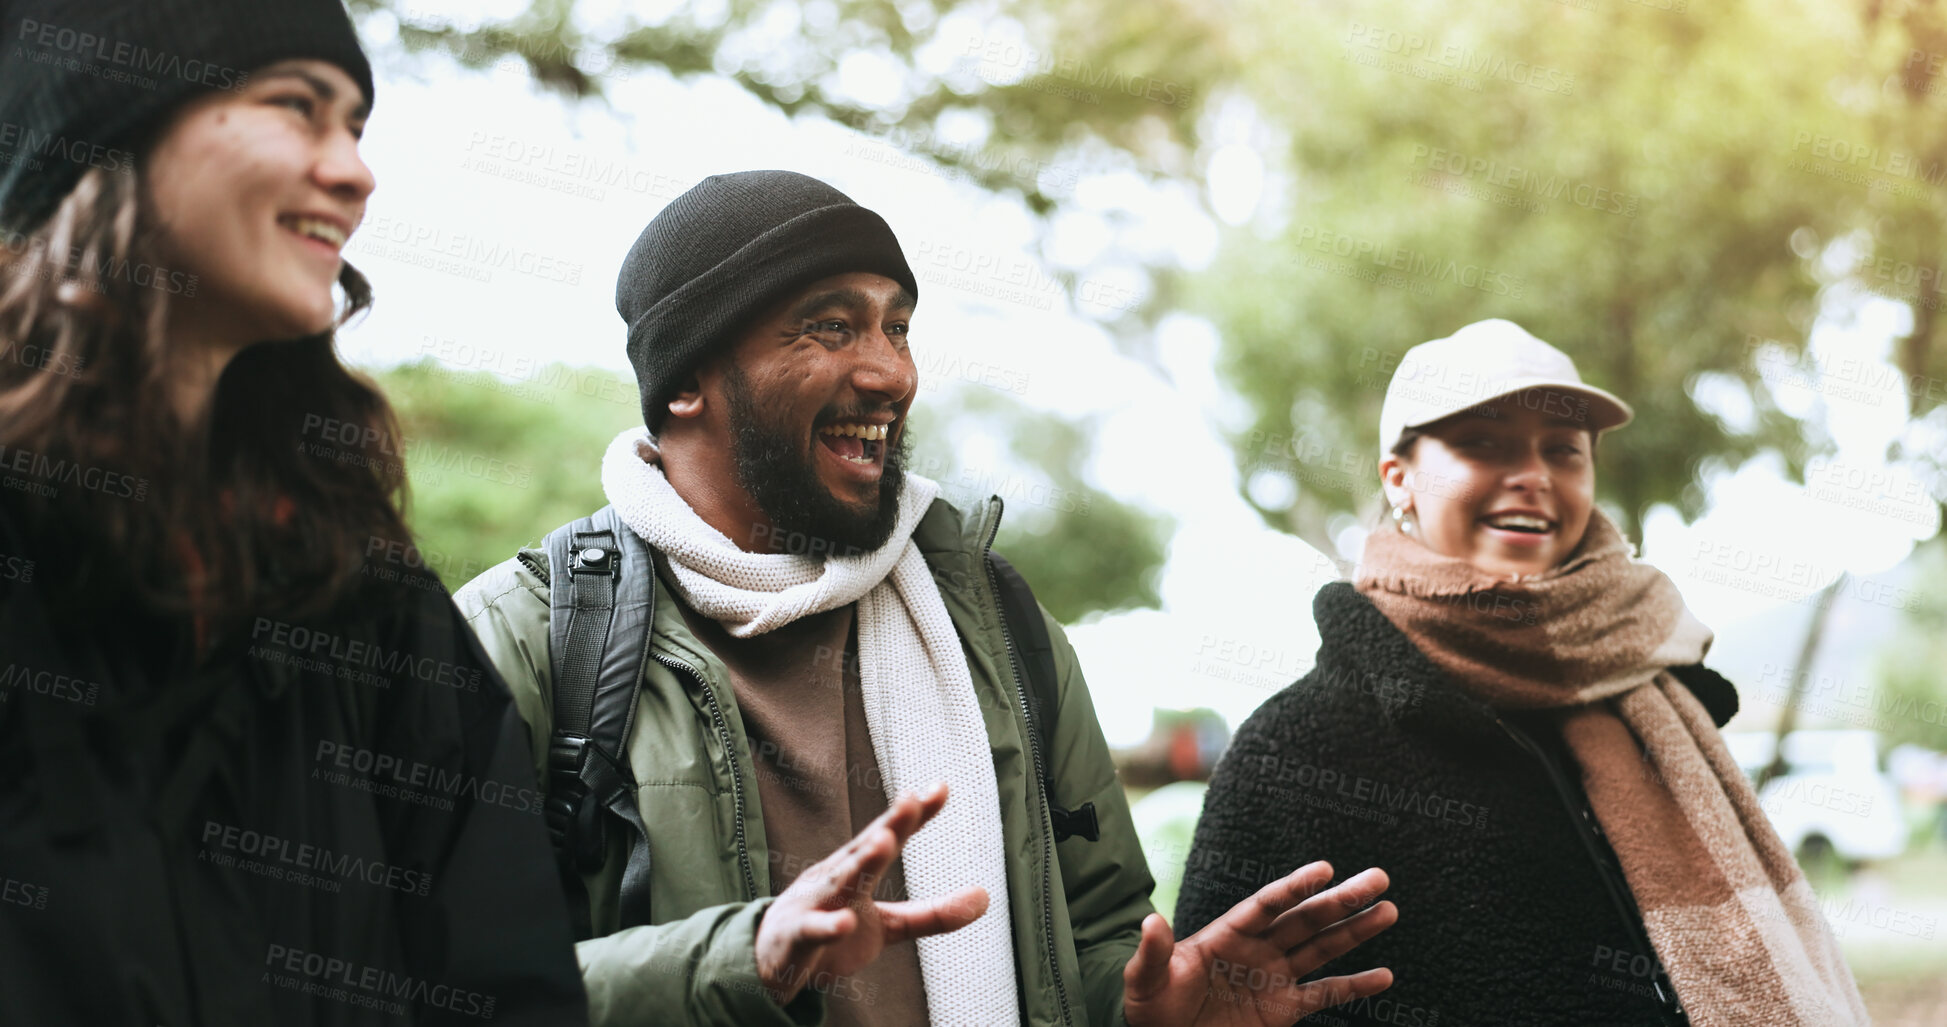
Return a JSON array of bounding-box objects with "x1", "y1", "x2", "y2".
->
[{"x1": 721, "y1": 365, "x2": 911, "y2": 558}]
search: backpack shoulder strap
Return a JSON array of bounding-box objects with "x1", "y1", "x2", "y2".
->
[
  {"x1": 985, "y1": 550, "x2": 1099, "y2": 844},
  {"x1": 542, "y1": 505, "x2": 658, "y2": 937}
]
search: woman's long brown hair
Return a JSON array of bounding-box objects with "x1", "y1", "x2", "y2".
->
[{"x1": 0, "y1": 165, "x2": 413, "y2": 636}]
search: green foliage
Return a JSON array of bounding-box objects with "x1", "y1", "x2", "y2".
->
[
  {"x1": 906, "y1": 384, "x2": 1171, "y2": 622},
  {"x1": 351, "y1": 0, "x2": 1947, "y2": 554},
  {"x1": 1873, "y1": 537, "x2": 1947, "y2": 752},
  {"x1": 352, "y1": 0, "x2": 1228, "y2": 211},
  {"x1": 996, "y1": 490, "x2": 1166, "y2": 623},
  {"x1": 1193, "y1": 0, "x2": 1908, "y2": 545},
  {"x1": 371, "y1": 360, "x2": 641, "y2": 588}
]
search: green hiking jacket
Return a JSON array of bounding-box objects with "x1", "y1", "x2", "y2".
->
[{"x1": 453, "y1": 495, "x2": 1156, "y2": 1027}]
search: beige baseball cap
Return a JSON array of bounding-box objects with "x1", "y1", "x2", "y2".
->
[{"x1": 1377, "y1": 318, "x2": 1633, "y2": 459}]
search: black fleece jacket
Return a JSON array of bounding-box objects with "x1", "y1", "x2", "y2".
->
[{"x1": 1173, "y1": 582, "x2": 1738, "y2": 1027}]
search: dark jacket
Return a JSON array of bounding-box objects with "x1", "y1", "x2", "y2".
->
[
  {"x1": 0, "y1": 496, "x2": 589, "y2": 1026},
  {"x1": 1173, "y1": 582, "x2": 1739, "y2": 1027}
]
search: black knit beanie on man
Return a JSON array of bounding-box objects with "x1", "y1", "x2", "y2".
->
[
  {"x1": 0, "y1": 0, "x2": 374, "y2": 232},
  {"x1": 616, "y1": 170, "x2": 919, "y2": 432}
]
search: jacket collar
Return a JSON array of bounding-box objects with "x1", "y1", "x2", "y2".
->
[
  {"x1": 912, "y1": 493, "x2": 1000, "y2": 562},
  {"x1": 1310, "y1": 580, "x2": 1509, "y2": 739}
]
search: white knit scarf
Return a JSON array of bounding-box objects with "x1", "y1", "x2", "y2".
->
[{"x1": 600, "y1": 428, "x2": 1021, "y2": 1027}]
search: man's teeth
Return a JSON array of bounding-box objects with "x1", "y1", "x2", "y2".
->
[
  {"x1": 817, "y1": 422, "x2": 886, "y2": 464},
  {"x1": 817, "y1": 423, "x2": 890, "y2": 441},
  {"x1": 1485, "y1": 514, "x2": 1551, "y2": 532},
  {"x1": 284, "y1": 216, "x2": 346, "y2": 249}
]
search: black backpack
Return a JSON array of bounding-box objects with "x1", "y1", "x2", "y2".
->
[{"x1": 537, "y1": 505, "x2": 1098, "y2": 940}]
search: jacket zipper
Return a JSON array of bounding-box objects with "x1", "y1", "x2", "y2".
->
[
  {"x1": 983, "y1": 500, "x2": 1074, "y2": 1027},
  {"x1": 1495, "y1": 716, "x2": 1686, "y2": 1025},
  {"x1": 654, "y1": 650, "x2": 759, "y2": 903}
]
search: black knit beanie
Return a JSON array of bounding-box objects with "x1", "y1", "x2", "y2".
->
[
  {"x1": 0, "y1": 0, "x2": 374, "y2": 232},
  {"x1": 616, "y1": 170, "x2": 919, "y2": 432}
]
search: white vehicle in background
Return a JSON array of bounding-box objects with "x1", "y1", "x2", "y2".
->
[{"x1": 1722, "y1": 730, "x2": 1907, "y2": 866}]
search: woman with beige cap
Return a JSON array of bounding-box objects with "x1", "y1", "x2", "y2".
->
[{"x1": 1173, "y1": 319, "x2": 1867, "y2": 1026}]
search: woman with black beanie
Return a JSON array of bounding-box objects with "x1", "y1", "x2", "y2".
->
[
  {"x1": 0, "y1": 2, "x2": 587, "y2": 1023},
  {"x1": 1174, "y1": 320, "x2": 1868, "y2": 1026}
]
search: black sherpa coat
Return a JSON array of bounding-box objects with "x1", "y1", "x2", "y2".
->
[{"x1": 1173, "y1": 582, "x2": 1739, "y2": 1027}]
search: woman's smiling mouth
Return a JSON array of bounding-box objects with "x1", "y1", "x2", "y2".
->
[{"x1": 1479, "y1": 510, "x2": 1556, "y2": 546}]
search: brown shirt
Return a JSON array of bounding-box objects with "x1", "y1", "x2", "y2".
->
[{"x1": 675, "y1": 599, "x2": 931, "y2": 1027}]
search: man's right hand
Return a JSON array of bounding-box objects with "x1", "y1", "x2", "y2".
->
[{"x1": 754, "y1": 781, "x2": 989, "y2": 1006}]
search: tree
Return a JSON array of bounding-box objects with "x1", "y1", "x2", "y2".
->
[
  {"x1": 354, "y1": 0, "x2": 1947, "y2": 617},
  {"x1": 372, "y1": 360, "x2": 642, "y2": 586},
  {"x1": 906, "y1": 384, "x2": 1172, "y2": 621},
  {"x1": 349, "y1": 0, "x2": 1226, "y2": 213},
  {"x1": 1186, "y1": 0, "x2": 1947, "y2": 550},
  {"x1": 1872, "y1": 540, "x2": 1947, "y2": 752}
]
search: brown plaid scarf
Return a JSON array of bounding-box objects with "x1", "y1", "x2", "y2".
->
[{"x1": 1356, "y1": 509, "x2": 1869, "y2": 1026}]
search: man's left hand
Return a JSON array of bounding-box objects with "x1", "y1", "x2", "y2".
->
[{"x1": 1123, "y1": 862, "x2": 1397, "y2": 1027}]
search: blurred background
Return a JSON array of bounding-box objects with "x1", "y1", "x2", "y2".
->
[{"x1": 335, "y1": 0, "x2": 1947, "y2": 1018}]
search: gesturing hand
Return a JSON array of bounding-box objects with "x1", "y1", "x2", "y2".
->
[
  {"x1": 753, "y1": 782, "x2": 990, "y2": 1006},
  {"x1": 1123, "y1": 862, "x2": 1397, "y2": 1027}
]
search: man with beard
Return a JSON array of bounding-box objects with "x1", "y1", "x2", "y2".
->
[{"x1": 455, "y1": 171, "x2": 1398, "y2": 1027}]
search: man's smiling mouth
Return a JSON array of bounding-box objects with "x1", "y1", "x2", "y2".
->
[{"x1": 816, "y1": 421, "x2": 889, "y2": 464}]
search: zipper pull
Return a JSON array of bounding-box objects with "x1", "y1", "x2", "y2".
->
[{"x1": 1652, "y1": 977, "x2": 1684, "y2": 1015}]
